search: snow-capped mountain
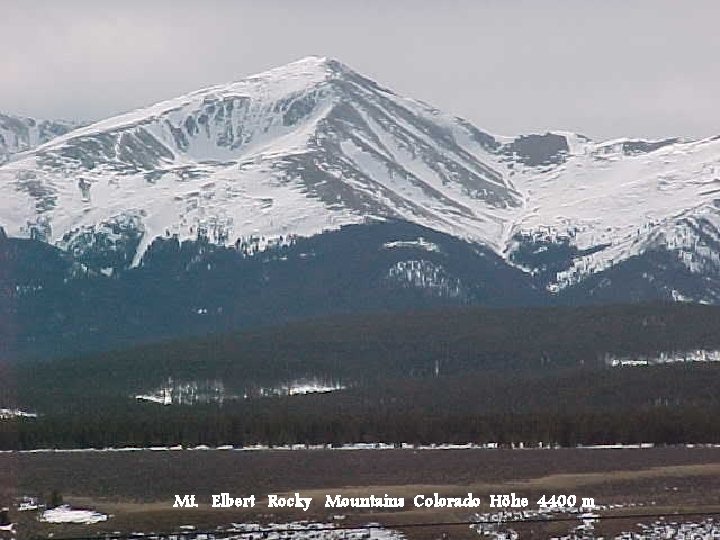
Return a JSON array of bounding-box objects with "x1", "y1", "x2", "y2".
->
[
  {"x1": 0, "y1": 56, "x2": 521, "y2": 267},
  {"x1": 0, "y1": 113, "x2": 79, "y2": 163},
  {"x1": 2, "y1": 56, "x2": 720, "y2": 302}
]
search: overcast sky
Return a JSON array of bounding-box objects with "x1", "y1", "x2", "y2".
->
[{"x1": 2, "y1": 0, "x2": 720, "y2": 140}]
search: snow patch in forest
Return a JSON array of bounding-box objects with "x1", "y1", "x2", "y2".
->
[{"x1": 0, "y1": 407, "x2": 37, "y2": 419}]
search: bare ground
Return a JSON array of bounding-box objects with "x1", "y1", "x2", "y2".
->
[{"x1": 1, "y1": 447, "x2": 719, "y2": 539}]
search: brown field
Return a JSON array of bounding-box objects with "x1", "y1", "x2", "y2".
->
[{"x1": 2, "y1": 447, "x2": 720, "y2": 539}]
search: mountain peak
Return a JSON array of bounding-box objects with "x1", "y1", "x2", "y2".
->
[
  {"x1": 280, "y1": 55, "x2": 346, "y2": 70},
  {"x1": 4, "y1": 57, "x2": 720, "y2": 305},
  {"x1": 0, "y1": 54, "x2": 525, "y2": 264},
  {"x1": 240, "y1": 55, "x2": 349, "y2": 83},
  {"x1": 27, "y1": 57, "x2": 355, "y2": 155},
  {"x1": 282, "y1": 55, "x2": 334, "y2": 66}
]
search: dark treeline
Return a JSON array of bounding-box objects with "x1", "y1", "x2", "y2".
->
[
  {"x1": 2, "y1": 364, "x2": 720, "y2": 450},
  {"x1": 0, "y1": 220, "x2": 543, "y2": 361},
  {"x1": 4, "y1": 220, "x2": 720, "y2": 363},
  {"x1": 4, "y1": 303, "x2": 720, "y2": 449},
  {"x1": 13, "y1": 302, "x2": 720, "y2": 408},
  {"x1": 2, "y1": 405, "x2": 719, "y2": 450}
]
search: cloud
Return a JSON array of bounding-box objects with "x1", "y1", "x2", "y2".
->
[{"x1": 1, "y1": 0, "x2": 719, "y2": 139}]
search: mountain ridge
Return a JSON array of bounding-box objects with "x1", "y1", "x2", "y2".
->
[
  {"x1": 0, "y1": 112, "x2": 80, "y2": 163},
  {"x1": 2, "y1": 56, "x2": 720, "y2": 300}
]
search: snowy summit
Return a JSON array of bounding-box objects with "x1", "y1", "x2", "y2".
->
[{"x1": 1, "y1": 56, "x2": 720, "y2": 293}]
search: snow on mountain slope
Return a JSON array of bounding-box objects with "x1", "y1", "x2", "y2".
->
[
  {"x1": 506, "y1": 134, "x2": 720, "y2": 292},
  {"x1": 0, "y1": 56, "x2": 520, "y2": 265},
  {"x1": 1, "y1": 56, "x2": 720, "y2": 297},
  {"x1": 0, "y1": 113, "x2": 79, "y2": 163}
]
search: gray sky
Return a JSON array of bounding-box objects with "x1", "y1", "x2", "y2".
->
[{"x1": 2, "y1": 0, "x2": 720, "y2": 140}]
